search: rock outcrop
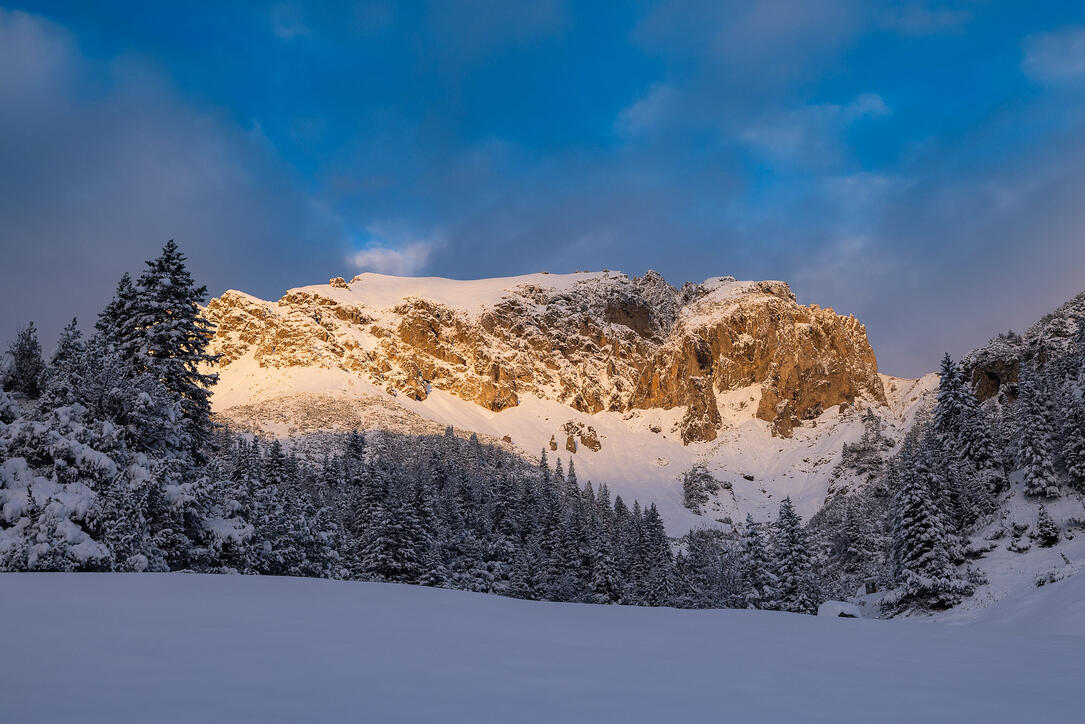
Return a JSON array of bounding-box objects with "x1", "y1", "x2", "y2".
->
[
  {"x1": 963, "y1": 290, "x2": 1085, "y2": 404},
  {"x1": 204, "y1": 271, "x2": 885, "y2": 442}
]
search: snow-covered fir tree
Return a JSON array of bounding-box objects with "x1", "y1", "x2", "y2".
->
[
  {"x1": 772, "y1": 497, "x2": 818, "y2": 614},
  {"x1": 886, "y1": 436, "x2": 973, "y2": 612},
  {"x1": 2, "y1": 322, "x2": 45, "y2": 399},
  {"x1": 1035, "y1": 505, "x2": 1060, "y2": 547},
  {"x1": 1017, "y1": 366, "x2": 1060, "y2": 498},
  {"x1": 738, "y1": 513, "x2": 778, "y2": 609},
  {"x1": 1063, "y1": 322, "x2": 1085, "y2": 492},
  {"x1": 124, "y1": 241, "x2": 221, "y2": 459}
]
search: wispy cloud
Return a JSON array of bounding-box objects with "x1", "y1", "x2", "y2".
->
[
  {"x1": 880, "y1": 5, "x2": 971, "y2": 36},
  {"x1": 1022, "y1": 26, "x2": 1085, "y2": 83},
  {"x1": 269, "y1": 3, "x2": 311, "y2": 40},
  {"x1": 741, "y1": 94, "x2": 891, "y2": 160},
  {"x1": 843, "y1": 93, "x2": 891, "y2": 121},
  {"x1": 615, "y1": 84, "x2": 677, "y2": 138}
]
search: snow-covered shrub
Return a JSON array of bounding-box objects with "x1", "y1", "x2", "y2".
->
[
  {"x1": 1035, "y1": 565, "x2": 1075, "y2": 587},
  {"x1": 681, "y1": 464, "x2": 721, "y2": 513}
]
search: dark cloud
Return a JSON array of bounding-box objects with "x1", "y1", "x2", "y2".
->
[{"x1": 0, "y1": 8, "x2": 344, "y2": 350}]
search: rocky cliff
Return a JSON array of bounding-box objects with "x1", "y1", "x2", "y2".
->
[
  {"x1": 203, "y1": 271, "x2": 885, "y2": 442},
  {"x1": 963, "y1": 290, "x2": 1085, "y2": 404}
]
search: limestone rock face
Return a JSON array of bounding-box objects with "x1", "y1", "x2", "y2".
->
[{"x1": 204, "y1": 271, "x2": 885, "y2": 442}]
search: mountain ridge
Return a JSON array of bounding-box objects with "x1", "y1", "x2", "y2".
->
[{"x1": 204, "y1": 270, "x2": 885, "y2": 443}]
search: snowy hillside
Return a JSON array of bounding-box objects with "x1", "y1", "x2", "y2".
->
[
  {"x1": 214, "y1": 365, "x2": 932, "y2": 533},
  {"x1": 1, "y1": 573, "x2": 1082, "y2": 724}
]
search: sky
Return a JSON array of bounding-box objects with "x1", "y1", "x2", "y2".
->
[{"x1": 2, "y1": 1, "x2": 1085, "y2": 377}]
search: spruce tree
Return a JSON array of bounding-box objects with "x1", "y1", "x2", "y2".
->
[
  {"x1": 888, "y1": 448, "x2": 973, "y2": 612},
  {"x1": 773, "y1": 497, "x2": 817, "y2": 614},
  {"x1": 739, "y1": 513, "x2": 778, "y2": 609},
  {"x1": 1035, "y1": 506, "x2": 1060, "y2": 547},
  {"x1": 1063, "y1": 325, "x2": 1085, "y2": 492},
  {"x1": 3, "y1": 322, "x2": 45, "y2": 398},
  {"x1": 641, "y1": 503, "x2": 674, "y2": 606},
  {"x1": 130, "y1": 241, "x2": 220, "y2": 459},
  {"x1": 1064, "y1": 402, "x2": 1085, "y2": 493},
  {"x1": 41, "y1": 319, "x2": 86, "y2": 408},
  {"x1": 95, "y1": 273, "x2": 139, "y2": 352},
  {"x1": 933, "y1": 353, "x2": 966, "y2": 444},
  {"x1": 960, "y1": 401, "x2": 1005, "y2": 496},
  {"x1": 676, "y1": 530, "x2": 728, "y2": 608},
  {"x1": 49, "y1": 318, "x2": 84, "y2": 368},
  {"x1": 1018, "y1": 368, "x2": 1060, "y2": 498}
]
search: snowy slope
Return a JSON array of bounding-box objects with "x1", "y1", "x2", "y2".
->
[
  {"x1": 942, "y1": 555, "x2": 1085, "y2": 635},
  {"x1": 214, "y1": 361, "x2": 934, "y2": 533},
  {"x1": 932, "y1": 470, "x2": 1085, "y2": 628},
  {"x1": 1, "y1": 573, "x2": 1081, "y2": 724}
]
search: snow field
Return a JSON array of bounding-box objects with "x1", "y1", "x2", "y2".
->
[{"x1": 1, "y1": 572, "x2": 1082, "y2": 724}]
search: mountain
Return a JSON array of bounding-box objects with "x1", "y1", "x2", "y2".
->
[{"x1": 204, "y1": 270, "x2": 930, "y2": 530}]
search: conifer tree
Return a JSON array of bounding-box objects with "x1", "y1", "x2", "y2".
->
[
  {"x1": 130, "y1": 241, "x2": 220, "y2": 459},
  {"x1": 1064, "y1": 402, "x2": 1085, "y2": 493},
  {"x1": 589, "y1": 532, "x2": 622, "y2": 604},
  {"x1": 1063, "y1": 328, "x2": 1085, "y2": 492},
  {"x1": 95, "y1": 273, "x2": 139, "y2": 352},
  {"x1": 3, "y1": 322, "x2": 45, "y2": 398},
  {"x1": 1018, "y1": 368, "x2": 1060, "y2": 498},
  {"x1": 888, "y1": 447, "x2": 973, "y2": 611},
  {"x1": 50, "y1": 318, "x2": 84, "y2": 368},
  {"x1": 772, "y1": 497, "x2": 817, "y2": 614},
  {"x1": 933, "y1": 353, "x2": 966, "y2": 444},
  {"x1": 41, "y1": 319, "x2": 85, "y2": 408},
  {"x1": 1035, "y1": 506, "x2": 1060, "y2": 547},
  {"x1": 739, "y1": 513, "x2": 778, "y2": 609},
  {"x1": 960, "y1": 400, "x2": 1005, "y2": 495},
  {"x1": 641, "y1": 503, "x2": 674, "y2": 606}
]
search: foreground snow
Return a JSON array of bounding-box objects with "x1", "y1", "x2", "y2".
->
[{"x1": 2, "y1": 574, "x2": 1082, "y2": 723}]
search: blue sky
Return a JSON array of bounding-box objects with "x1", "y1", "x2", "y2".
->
[{"x1": 2, "y1": 1, "x2": 1085, "y2": 376}]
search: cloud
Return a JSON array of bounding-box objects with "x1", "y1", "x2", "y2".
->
[
  {"x1": 843, "y1": 93, "x2": 891, "y2": 121},
  {"x1": 712, "y1": 0, "x2": 862, "y2": 86},
  {"x1": 422, "y1": 0, "x2": 567, "y2": 67},
  {"x1": 879, "y1": 5, "x2": 971, "y2": 36},
  {"x1": 1022, "y1": 26, "x2": 1085, "y2": 83},
  {"x1": 348, "y1": 227, "x2": 441, "y2": 275},
  {"x1": 0, "y1": 8, "x2": 343, "y2": 349},
  {"x1": 615, "y1": 84, "x2": 678, "y2": 138},
  {"x1": 269, "y1": 3, "x2": 311, "y2": 40},
  {"x1": 349, "y1": 244, "x2": 434, "y2": 276},
  {"x1": 741, "y1": 94, "x2": 890, "y2": 162}
]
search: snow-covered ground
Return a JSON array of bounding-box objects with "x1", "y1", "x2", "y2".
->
[{"x1": 1, "y1": 573, "x2": 1082, "y2": 723}]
